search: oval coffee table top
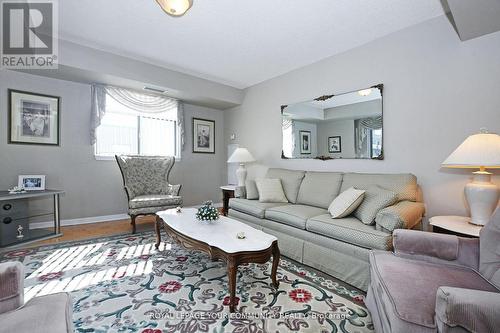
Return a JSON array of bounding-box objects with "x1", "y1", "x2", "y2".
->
[{"x1": 156, "y1": 208, "x2": 277, "y2": 253}]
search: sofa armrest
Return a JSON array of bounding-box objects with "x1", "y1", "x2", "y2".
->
[
  {"x1": 393, "y1": 229, "x2": 480, "y2": 268},
  {"x1": 167, "y1": 184, "x2": 182, "y2": 196},
  {"x1": 0, "y1": 262, "x2": 24, "y2": 314},
  {"x1": 375, "y1": 201, "x2": 425, "y2": 232},
  {"x1": 435, "y1": 287, "x2": 500, "y2": 333}
]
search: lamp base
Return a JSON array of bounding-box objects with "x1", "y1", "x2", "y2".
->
[
  {"x1": 465, "y1": 171, "x2": 499, "y2": 226},
  {"x1": 235, "y1": 164, "x2": 247, "y2": 187}
]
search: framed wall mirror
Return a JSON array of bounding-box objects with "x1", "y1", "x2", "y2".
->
[{"x1": 281, "y1": 84, "x2": 383, "y2": 160}]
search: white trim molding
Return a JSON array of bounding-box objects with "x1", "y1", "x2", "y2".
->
[{"x1": 30, "y1": 213, "x2": 130, "y2": 229}]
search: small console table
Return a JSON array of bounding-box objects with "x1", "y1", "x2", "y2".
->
[
  {"x1": 429, "y1": 215, "x2": 482, "y2": 238},
  {"x1": 220, "y1": 185, "x2": 236, "y2": 216},
  {"x1": 0, "y1": 190, "x2": 64, "y2": 248}
]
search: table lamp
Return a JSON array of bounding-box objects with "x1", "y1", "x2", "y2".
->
[
  {"x1": 227, "y1": 147, "x2": 255, "y2": 186},
  {"x1": 442, "y1": 129, "x2": 500, "y2": 225}
]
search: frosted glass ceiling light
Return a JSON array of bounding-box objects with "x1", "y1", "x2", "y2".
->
[
  {"x1": 156, "y1": 0, "x2": 193, "y2": 17},
  {"x1": 358, "y1": 89, "x2": 372, "y2": 97}
]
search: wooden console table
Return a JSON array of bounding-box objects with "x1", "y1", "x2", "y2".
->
[{"x1": 0, "y1": 190, "x2": 64, "y2": 248}]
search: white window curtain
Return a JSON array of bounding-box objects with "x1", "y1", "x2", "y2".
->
[{"x1": 90, "y1": 84, "x2": 184, "y2": 150}]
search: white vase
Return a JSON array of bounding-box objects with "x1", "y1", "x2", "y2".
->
[{"x1": 235, "y1": 164, "x2": 247, "y2": 187}]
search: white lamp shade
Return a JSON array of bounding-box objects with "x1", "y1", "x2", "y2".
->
[
  {"x1": 227, "y1": 148, "x2": 255, "y2": 163},
  {"x1": 442, "y1": 133, "x2": 500, "y2": 169}
]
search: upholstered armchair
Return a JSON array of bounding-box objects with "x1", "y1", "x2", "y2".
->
[
  {"x1": 366, "y1": 208, "x2": 500, "y2": 333},
  {"x1": 115, "y1": 155, "x2": 182, "y2": 233},
  {"x1": 0, "y1": 262, "x2": 73, "y2": 333}
]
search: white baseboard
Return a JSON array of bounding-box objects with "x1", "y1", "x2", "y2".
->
[{"x1": 30, "y1": 213, "x2": 130, "y2": 229}]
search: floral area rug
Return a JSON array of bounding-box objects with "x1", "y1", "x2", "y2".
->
[{"x1": 0, "y1": 232, "x2": 374, "y2": 333}]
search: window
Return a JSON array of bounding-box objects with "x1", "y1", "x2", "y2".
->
[{"x1": 94, "y1": 93, "x2": 180, "y2": 158}]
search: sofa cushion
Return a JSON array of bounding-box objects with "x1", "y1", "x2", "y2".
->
[
  {"x1": 245, "y1": 179, "x2": 259, "y2": 200},
  {"x1": 229, "y1": 198, "x2": 289, "y2": 219},
  {"x1": 265, "y1": 168, "x2": 305, "y2": 203},
  {"x1": 354, "y1": 185, "x2": 398, "y2": 225},
  {"x1": 256, "y1": 179, "x2": 288, "y2": 203},
  {"x1": 328, "y1": 187, "x2": 365, "y2": 218},
  {"x1": 129, "y1": 194, "x2": 182, "y2": 209},
  {"x1": 341, "y1": 172, "x2": 418, "y2": 202},
  {"x1": 306, "y1": 214, "x2": 392, "y2": 250},
  {"x1": 369, "y1": 251, "x2": 499, "y2": 329},
  {"x1": 296, "y1": 171, "x2": 343, "y2": 209},
  {"x1": 0, "y1": 292, "x2": 73, "y2": 333},
  {"x1": 265, "y1": 205, "x2": 328, "y2": 229},
  {"x1": 479, "y1": 208, "x2": 500, "y2": 289}
]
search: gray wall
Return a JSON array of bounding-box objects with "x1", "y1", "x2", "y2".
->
[
  {"x1": 0, "y1": 69, "x2": 225, "y2": 220},
  {"x1": 225, "y1": 16, "x2": 500, "y2": 220}
]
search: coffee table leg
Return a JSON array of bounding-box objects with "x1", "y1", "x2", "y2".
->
[
  {"x1": 271, "y1": 242, "x2": 280, "y2": 288},
  {"x1": 227, "y1": 259, "x2": 237, "y2": 313},
  {"x1": 155, "y1": 216, "x2": 162, "y2": 249}
]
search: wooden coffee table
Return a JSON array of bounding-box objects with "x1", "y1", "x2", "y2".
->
[{"x1": 155, "y1": 208, "x2": 280, "y2": 312}]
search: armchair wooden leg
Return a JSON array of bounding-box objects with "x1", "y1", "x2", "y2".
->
[{"x1": 130, "y1": 215, "x2": 137, "y2": 234}]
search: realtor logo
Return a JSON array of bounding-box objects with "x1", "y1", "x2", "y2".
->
[{"x1": 1, "y1": 0, "x2": 58, "y2": 69}]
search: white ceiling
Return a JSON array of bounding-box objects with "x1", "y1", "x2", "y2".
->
[{"x1": 59, "y1": 0, "x2": 445, "y2": 89}]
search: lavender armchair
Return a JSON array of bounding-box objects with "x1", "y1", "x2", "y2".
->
[
  {"x1": 0, "y1": 262, "x2": 73, "y2": 333},
  {"x1": 366, "y1": 208, "x2": 500, "y2": 333}
]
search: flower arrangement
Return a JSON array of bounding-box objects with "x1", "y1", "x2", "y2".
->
[{"x1": 196, "y1": 201, "x2": 219, "y2": 222}]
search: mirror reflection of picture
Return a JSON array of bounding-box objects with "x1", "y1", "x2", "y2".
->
[
  {"x1": 328, "y1": 136, "x2": 341, "y2": 153},
  {"x1": 300, "y1": 130, "x2": 311, "y2": 154},
  {"x1": 192, "y1": 118, "x2": 215, "y2": 154}
]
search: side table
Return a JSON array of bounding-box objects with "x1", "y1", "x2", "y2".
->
[
  {"x1": 429, "y1": 216, "x2": 482, "y2": 238},
  {"x1": 220, "y1": 185, "x2": 236, "y2": 216}
]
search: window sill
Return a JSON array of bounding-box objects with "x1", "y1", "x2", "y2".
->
[{"x1": 94, "y1": 155, "x2": 181, "y2": 162}]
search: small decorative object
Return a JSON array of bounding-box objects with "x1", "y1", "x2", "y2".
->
[
  {"x1": 237, "y1": 232, "x2": 246, "y2": 239},
  {"x1": 8, "y1": 185, "x2": 26, "y2": 194},
  {"x1": 227, "y1": 147, "x2": 256, "y2": 186},
  {"x1": 9, "y1": 89, "x2": 60, "y2": 146},
  {"x1": 156, "y1": 0, "x2": 193, "y2": 17},
  {"x1": 16, "y1": 225, "x2": 24, "y2": 239},
  {"x1": 176, "y1": 206, "x2": 182, "y2": 213},
  {"x1": 192, "y1": 118, "x2": 215, "y2": 154},
  {"x1": 299, "y1": 131, "x2": 311, "y2": 154},
  {"x1": 328, "y1": 136, "x2": 341, "y2": 153},
  {"x1": 196, "y1": 201, "x2": 219, "y2": 221},
  {"x1": 18, "y1": 175, "x2": 46, "y2": 191},
  {"x1": 442, "y1": 129, "x2": 500, "y2": 225}
]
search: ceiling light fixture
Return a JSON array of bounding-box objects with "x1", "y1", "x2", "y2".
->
[
  {"x1": 358, "y1": 88, "x2": 372, "y2": 97},
  {"x1": 156, "y1": 0, "x2": 193, "y2": 17}
]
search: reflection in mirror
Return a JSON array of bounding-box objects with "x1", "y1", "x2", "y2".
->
[{"x1": 281, "y1": 84, "x2": 383, "y2": 160}]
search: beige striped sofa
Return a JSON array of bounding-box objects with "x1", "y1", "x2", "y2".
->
[{"x1": 228, "y1": 168, "x2": 425, "y2": 291}]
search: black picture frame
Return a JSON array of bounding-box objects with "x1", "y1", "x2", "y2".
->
[
  {"x1": 8, "y1": 89, "x2": 60, "y2": 146},
  {"x1": 192, "y1": 117, "x2": 215, "y2": 154},
  {"x1": 299, "y1": 130, "x2": 311, "y2": 154},
  {"x1": 328, "y1": 136, "x2": 341, "y2": 153}
]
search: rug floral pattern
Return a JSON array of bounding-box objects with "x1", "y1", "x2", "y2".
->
[{"x1": 1, "y1": 232, "x2": 374, "y2": 333}]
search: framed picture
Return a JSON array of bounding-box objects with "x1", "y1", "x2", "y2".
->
[
  {"x1": 328, "y1": 136, "x2": 342, "y2": 153},
  {"x1": 299, "y1": 130, "x2": 311, "y2": 154},
  {"x1": 192, "y1": 118, "x2": 215, "y2": 153},
  {"x1": 9, "y1": 89, "x2": 60, "y2": 146},
  {"x1": 18, "y1": 175, "x2": 46, "y2": 191}
]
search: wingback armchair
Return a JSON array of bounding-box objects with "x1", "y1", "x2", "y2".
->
[
  {"x1": 115, "y1": 155, "x2": 182, "y2": 233},
  {"x1": 0, "y1": 262, "x2": 73, "y2": 333},
  {"x1": 366, "y1": 208, "x2": 500, "y2": 333}
]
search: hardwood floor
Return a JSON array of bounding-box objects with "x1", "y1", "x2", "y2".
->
[{"x1": 33, "y1": 215, "x2": 156, "y2": 247}]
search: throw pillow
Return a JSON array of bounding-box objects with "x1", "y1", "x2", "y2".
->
[
  {"x1": 328, "y1": 187, "x2": 365, "y2": 218},
  {"x1": 256, "y1": 179, "x2": 288, "y2": 203},
  {"x1": 245, "y1": 179, "x2": 259, "y2": 200},
  {"x1": 354, "y1": 185, "x2": 398, "y2": 225}
]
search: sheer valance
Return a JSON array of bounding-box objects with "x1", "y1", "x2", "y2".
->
[{"x1": 91, "y1": 84, "x2": 184, "y2": 150}]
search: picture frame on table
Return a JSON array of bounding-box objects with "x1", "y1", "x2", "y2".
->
[
  {"x1": 8, "y1": 89, "x2": 60, "y2": 146},
  {"x1": 328, "y1": 136, "x2": 341, "y2": 153},
  {"x1": 299, "y1": 130, "x2": 311, "y2": 154},
  {"x1": 18, "y1": 175, "x2": 46, "y2": 191},
  {"x1": 192, "y1": 118, "x2": 215, "y2": 154}
]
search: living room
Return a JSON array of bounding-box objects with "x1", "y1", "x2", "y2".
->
[{"x1": 0, "y1": 1, "x2": 499, "y2": 332}]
